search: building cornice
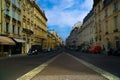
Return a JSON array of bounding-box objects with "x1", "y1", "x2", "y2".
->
[{"x1": 33, "y1": 1, "x2": 48, "y2": 21}]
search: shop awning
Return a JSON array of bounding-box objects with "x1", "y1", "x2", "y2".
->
[
  {"x1": 14, "y1": 38, "x2": 26, "y2": 43},
  {"x1": 0, "y1": 36, "x2": 15, "y2": 45}
]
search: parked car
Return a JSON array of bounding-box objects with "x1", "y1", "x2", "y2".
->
[
  {"x1": 88, "y1": 46, "x2": 101, "y2": 53},
  {"x1": 114, "y1": 49, "x2": 120, "y2": 56},
  {"x1": 107, "y1": 48, "x2": 120, "y2": 56},
  {"x1": 27, "y1": 45, "x2": 42, "y2": 55}
]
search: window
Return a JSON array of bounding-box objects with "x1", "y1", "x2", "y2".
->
[
  {"x1": 115, "y1": 37, "x2": 120, "y2": 49},
  {"x1": 99, "y1": 24, "x2": 101, "y2": 32},
  {"x1": 5, "y1": 23, "x2": 9, "y2": 33},
  {"x1": 105, "y1": 21, "x2": 108, "y2": 34},
  {"x1": 5, "y1": 5, "x2": 9, "y2": 15},
  {"x1": 114, "y1": 16, "x2": 118, "y2": 30},
  {"x1": 18, "y1": 27, "x2": 20, "y2": 35},
  {"x1": 105, "y1": 9, "x2": 108, "y2": 17},
  {"x1": 98, "y1": 5, "x2": 100, "y2": 12},
  {"x1": 15, "y1": 26, "x2": 18, "y2": 34},
  {"x1": 114, "y1": 1, "x2": 118, "y2": 12},
  {"x1": 13, "y1": 25, "x2": 15, "y2": 33},
  {"x1": 12, "y1": 10, "x2": 15, "y2": 19}
]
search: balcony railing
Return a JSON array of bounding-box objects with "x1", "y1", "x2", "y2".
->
[
  {"x1": 105, "y1": 32, "x2": 109, "y2": 35},
  {"x1": 113, "y1": 29, "x2": 118, "y2": 32},
  {"x1": 22, "y1": 28, "x2": 34, "y2": 35},
  {"x1": 4, "y1": 9, "x2": 11, "y2": 19},
  {"x1": 6, "y1": 0, "x2": 21, "y2": 9},
  {"x1": 103, "y1": 0, "x2": 113, "y2": 8},
  {"x1": 5, "y1": 0, "x2": 11, "y2": 3}
]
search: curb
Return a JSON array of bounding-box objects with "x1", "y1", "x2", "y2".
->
[{"x1": 0, "y1": 54, "x2": 27, "y2": 60}]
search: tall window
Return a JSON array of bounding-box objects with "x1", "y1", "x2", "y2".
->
[
  {"x1": 5, "y1": 5, "x2": 9, "y2": 15},
  {"x1": 105, "y1": 21, "x2": 108, "y2": 33},
  {"x1": 105, "y1": 9, "x2": 108, "y2": 17},
  {"x1": 98, "y1": 5, "x2": 100, "y2": 12},
  {"x1": 15, "y1": 26, "x2": 17, "y2": 34},
  {"x1": 99, "y1": 24, "x2": 101, "y2": 32},
  {"x1": 18, "y1": 27, "x2": 20, "y2": 35},
  {"x1": 114, "y1": 16, "x2": 118, "y2": 30},
  {"x1": 12, "y1": 10, "x2": 15, "y2": 19},
  {"x1": 13, "y1": 25, "x2": 15, "y2": 33},
  {"x1": 5, "y1": 23, "x2": 9, "y2": 33},
  {"x1": 115, "y1": 37, "x2": 120, "y2": 49},
  {"x1": 114, "y1": 1, "x2": 118, "y2": 11}
]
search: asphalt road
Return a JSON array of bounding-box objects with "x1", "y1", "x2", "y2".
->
[
  {"x1": 31, "y1": 52, "x2": 108, "y2": 80},
  {"x1": 1, "y1": 49, "x2": 120, "y2": 80},
  {"x1": 0, "y1": 51, "x2": 61, "y2": 80},
  {"x1": 67, "y1": 50, "x2": 120, "y2": 78}
]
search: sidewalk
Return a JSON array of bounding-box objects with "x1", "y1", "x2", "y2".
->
[
  {"x1": 0, "y1": 54, "x2": 27, "y2": 60},
  {"x1": 18, "y1": 52, "x2": 109, "y2": 80}
]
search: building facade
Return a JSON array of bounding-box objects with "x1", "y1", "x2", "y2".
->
[
  {"x1": 0, "y1": 0, "x2": 23, "y2": 56},
  {"x1": 33, "y1": 1, "x2": 48, "y2": 51},
  {"x1": 67, "y1": 0, "x2": 120, "y2": 53},
  {"x1": 94, "y1": 0, "x2": 120, "y2": 51},
  {"x1": 66, "y1": 22, "x2": 81, "y2": 50},
  {"x1": 0, "y1": 0, "x2": 49, "y2": 56},
  {"x1": 78, "y1": 9, "x2": 95, "y2": 50},
  {"x1": 44, "y1": 30, "x2": 63, "y2": 51}
]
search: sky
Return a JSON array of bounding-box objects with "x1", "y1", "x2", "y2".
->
[{"x1": 36, "y1": 0, "x2": 93, "y2": 41}]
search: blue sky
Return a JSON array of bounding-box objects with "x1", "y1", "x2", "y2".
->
[{"x1": 36, "y1": 0, "x2": 93, "y2": 41}]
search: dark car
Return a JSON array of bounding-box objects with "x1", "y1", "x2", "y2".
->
[{"x1": 28, "y1": 45, "x2": 42, "y2": 55}]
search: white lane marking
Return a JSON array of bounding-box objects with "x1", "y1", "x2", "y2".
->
[
  {"x1": 17, "y1": 54, "x2": 61, "y2": 80},
  {"x1": 67, "y1": 53, "x2": 120, "y2": 80}
]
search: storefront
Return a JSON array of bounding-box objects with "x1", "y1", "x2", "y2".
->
[
  {"x1": 0, "y1": 36, "x2": 15, "y2": 57},
  {"x1": 12, "y1": 38, "x2": 26, "y2": 55}
]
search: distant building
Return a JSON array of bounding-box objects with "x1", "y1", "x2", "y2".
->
[
  {"x1": 67, "y1": 0, "x2": 120, "y2": 52},
  {"x1": 66, "y1": 22, "x2": 82, "y2": 49},
  {"x1": 78, "y1": 9, "x2": 95, "y2": 49}
]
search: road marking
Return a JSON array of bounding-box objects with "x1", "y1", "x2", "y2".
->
[
  {"x1": 67, "y1": 53, "x2": 120, "y2": 80},
  {"x1": 17, "y1": 54, "x2": 61, "y2": 80}
]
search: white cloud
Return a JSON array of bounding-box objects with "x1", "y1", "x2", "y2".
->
[
  {"x1": 43, "y1": 0, "x2": 93, "y2": 28},
  {"x1": 36, "y1": 0, "x2": 93, "y2": 41}
]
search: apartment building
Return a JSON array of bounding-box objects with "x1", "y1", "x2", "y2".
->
[
  {"x1": 0, "y1": 0, "x2": 48, "y2": 56},
  {"x1": 94, "y1": 0, "x2": 120, "y2": 50},
  {"x1": 45, "y1": 30, "x2": 63, "y2": 51},
  {"x1": 66, "y1": 24, "x2": 79, "y2": 49},
  {"x1": 78, "y1": 9, "x2": 95, "y2": 49},
  {"x1": 0, "y1": 0, "x2": 23, "y2": 56},
  {"x1": 49, "y1": 30, "x2": 61, "y2": 50},
  {"x1": 74, "y1": 0, "x2": 120, "y2": 52},
  {"x1": 33, "y1": 1, "x2": 48, "y2": 51}
]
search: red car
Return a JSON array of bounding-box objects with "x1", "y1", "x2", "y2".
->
[{"x1": 88, "y1": 46, "x2": 101, "y2": 53}]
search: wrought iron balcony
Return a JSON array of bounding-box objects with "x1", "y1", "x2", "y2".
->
[
  {"x1": 5, "y1": 0, "x2": 11, "y2": 3},
  {"x1": 103, "y1": 0, "x2": 113, "y2": 8},
  {"x1": 105, "y1": 32, "x2": 109, "y2": 35},
  {"x1": 113, "y1": 29, "x2": 119, "y2": 32},
  {"x1": 22, "y1": 28, "x2": 34, "y2": 35}
]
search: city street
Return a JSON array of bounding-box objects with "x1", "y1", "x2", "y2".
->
[
  {"x1": 0, "y1": 49, "x2": 120, "y2": 80},
  {"x1": 68, "y1": 50, "x2": 120, "y2": 78},
  {"x1": 0, "y1": 51, "x2": 61, "y2": 80},
  {"x1": 1, "y1": 0, "x2": 120, "y2": 80}
]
